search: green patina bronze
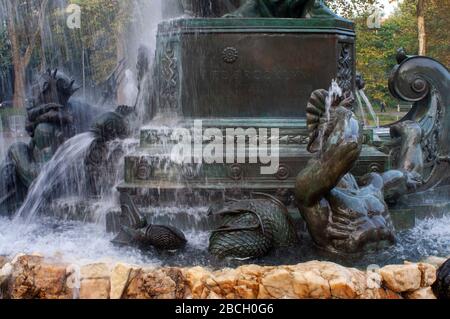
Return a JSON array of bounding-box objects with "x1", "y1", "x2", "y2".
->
[{"x1": 224, "y1": 0, "x2": 336, "y2": 19}]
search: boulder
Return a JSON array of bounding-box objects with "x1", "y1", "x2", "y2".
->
[
  {"x1": 292, "y1": 269, "x2": 331, "y2": 299},
  {"x1": 80, "y1": 263, "x2": 111, "y2": 280},
  {"x1": 379, "y1": 264, "x2": 422, "y2": 292},
  {"x1": 8, "y1": 255, "x2": 72, "y2": 299},
  {"x1": 110, "y1": 263, "x2": 138, "y2": 299},
  {"x1": 404, "y1": 287, "x2": 437, "y2": 299},
  {"x1": 79, "y1": 278, "x2": 110, "y2": 299},
  {"x1": 261, "y1": 268, "x2": 296, "y2": 299},
  {"x1": 123, "y1": 268, "x2": 181, "y2": 299}
]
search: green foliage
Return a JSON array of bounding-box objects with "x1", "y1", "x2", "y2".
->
[
  {"x1": 354, "y1": 0, "x2": 449, "y2": 108},
  {"x1": 67, "y1": 0, "x2": 132, "y2": 83},
  {"x1": 326, "y1": 0, "x2": 383, "y2": 19},
  {"x1": 422, "y1": 0, "x2": 450, "y2": 66}
]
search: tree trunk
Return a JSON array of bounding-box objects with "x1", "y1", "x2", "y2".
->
[
  {"x1": 6, "y1": 0, "x2": 48, "y2": 108},
  {"x1": 7, "y1": 1, "x2": 26, "y2": 109},
  {"x1": 417, "y1": 0, "x2": 427, "y2": 55}
]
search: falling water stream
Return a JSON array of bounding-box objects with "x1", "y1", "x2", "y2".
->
[
  {"x1": 14, "y1": 133, "x2": 96, "y2": 222},
  {"x1": 357, "y1": 89, "x2": 379, "y2": 127}
]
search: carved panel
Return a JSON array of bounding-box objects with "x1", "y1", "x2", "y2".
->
[
  {"x1": 337, "y1": 42, "x2": 354, "y2": 94},
  {"x1": 158, "y1": 40, "x2": 180, "y2": 112}
]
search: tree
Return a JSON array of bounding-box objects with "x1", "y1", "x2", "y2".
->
[
  {"x1": 326, "y1": 0, "x2": 383, "y2": 19},
  {"x1": 3, "y1": 0, "x2": 48, "y2": 108},
  {"x1": 417, "y1": 0, "x2": 426, "y2": 55}
]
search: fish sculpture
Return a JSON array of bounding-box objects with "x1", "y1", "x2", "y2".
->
[{"x1": 112, "y1": 193, "x2": 187, "y2": 251}]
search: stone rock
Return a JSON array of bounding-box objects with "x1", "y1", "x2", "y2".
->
[
  {"x1": 0, "y1": 256, "x2": 7, "y2": 269},
  {"x1": 418, "y1": 263, "x2": 437, "y2": 287},
  {"x1": 123, "y1": 268, "x2": 180, "y2": 299},
  {"x1": 234, "y1": 285, "x2": 256, "y2": 299},
  {"x1": 162, "y1": 268, "x2": 188, "y2": 299},
  {"x1": 0, "y1": 262, "x2": 13, "y2": 287},
  {"x1": 79, "y1": 278, "x2": 110, "y2": 299},
  {"x1": 261, "y1": 268, "x2": 296, "y2": 299},
  {"x1": 208, "y1": 268, "x2": 239, "y2": 298},
  {"x1": 257, "y1": 284, "x2": 272, "y2": 299},
  {"x1": 184, "y1": 266, "x2": 212, "y2": 299},
  {"x1": 80, "y1": 263, "x2": 111, "y2": 279},
  {"x1": 9, "y1": 255, "x2": 72, "y2": 299},
  {"x1": 380, "y1": 264, "x2": 422, "y2": 292},
  {"x1": 292, "y1": 269, "x2": 331, "y2": 299},
  {"x1": 359, "y1": 288, "x2": 402, "y2": 299},
  {"x1": 110, "y1": 263, "x2": 137, "y2": 299},
  {"x1": 235, "y1": 265, "x2": 265, "y2": 299},
  {"x1": 292, "y1": 261, "x2": 367, "y2": 299},
  {"x1": 1, "y1": 255, "x2": 440, "y2": 300},
  {"x1": 404, "y1": 287, "x2": 437, "y2": 299}
]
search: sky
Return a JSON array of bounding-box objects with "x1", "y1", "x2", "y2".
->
[{"x1": 381, "y1": 0, "x2": 402, "y2": 17}]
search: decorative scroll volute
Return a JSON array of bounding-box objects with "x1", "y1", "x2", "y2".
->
[{"x1": 387, "y1": 50, "x2": 450, "y2": 187}]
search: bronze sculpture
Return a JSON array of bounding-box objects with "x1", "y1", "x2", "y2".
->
[
  {"x1": 112, "y1": 193, "x2": 187, "y2": 251},
  {"x1": 296, "y1": 89, "x2": 396, "y2": 254},
  {"x1": 209, "y1": 193, "x2": 298, "y2": 259},
  {"x1": 383, "y1": 49, "x2": 450, "y2": 190},
  {"x1": 0, "y1": 70, "x2": 84, "y2": 215},
  {"x1": 432, "y1": 258, "x2": 450, "y2": 300},
  {"x1": 0, "y1": 69, "x2": 135, "y2": 216},
  {"x1": 224, "y1": 0, "x2": 336, "y2": 18}
]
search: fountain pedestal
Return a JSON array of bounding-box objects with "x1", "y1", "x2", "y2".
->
[
  {"x1": 154, "y1": 18, "x2": 356, "y2": 117},
  {"x1": 118, "y1": 18, "x2": 390, "y2": 207}
]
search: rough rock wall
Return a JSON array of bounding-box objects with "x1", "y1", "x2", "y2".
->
[{"x1": 0, "y1": 254, "x2": 446, "y2": 299}]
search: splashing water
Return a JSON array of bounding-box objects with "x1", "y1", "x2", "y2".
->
[
  {"x1": 357, "y1": 89, "x2": 378, "y2": 127},
  {"x1": 1, "y1": 212, "x2": 449, "y2": 268},
  {"x1": 14, "y1": 133, "x2": 96, "y2": 223},
  {"x1": 318, "y1": 80, "x2": 343, "y2": 154}
]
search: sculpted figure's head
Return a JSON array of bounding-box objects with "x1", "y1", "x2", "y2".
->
[{"x1": 31, "y1": 69, "x2": 79, "y2": 107}]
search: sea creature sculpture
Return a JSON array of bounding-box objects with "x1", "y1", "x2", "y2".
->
[
  {"x1": 112, "y1": 193, "x2": 187, "y2": 251},
  {"x1": 208, "y1": 193, "x2": 298, "y2": 259},
  {"x1": 432, "y1": 258, "x2": 450, "y2": 300},
  {"x1": 224, "y1": 0, "x2": 336, "y2": 18},
  {"x1": 0, "y1": 70, "x2": 91, "y2": 215},
  {"x1": 0, "y1": 66, "x2": 140, "y2": 216},
  {"x1": 296, "y1": 89, "x2": 396, "y2": 254}
]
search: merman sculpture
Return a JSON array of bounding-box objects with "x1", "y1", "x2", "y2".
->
[
  {"x1": 295, "y1": 89, "x2": 396, "y2": 254},
  {"x1": 225, "y1": 0, "x2": 336, "y2": 18},
  {"x1": 0, "y1": 70, "x2": 88, "y2": 215},
  {"x1": 208, "y1": 193, "x2": 298, "y2": 259},
  {"x1": 0, "y1": 69, "x2": 135, "y2": 216}
]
